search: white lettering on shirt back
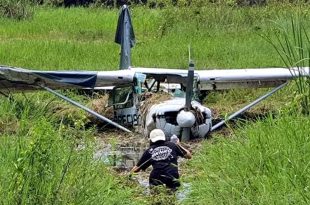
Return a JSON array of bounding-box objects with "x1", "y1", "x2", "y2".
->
[{"x1": 149, "y1": 146, "x2": 173, "y2": 161}]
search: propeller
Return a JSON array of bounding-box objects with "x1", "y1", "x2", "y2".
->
[{"x1": 177, "y1": 47, "x2": 196, "y2": 141}]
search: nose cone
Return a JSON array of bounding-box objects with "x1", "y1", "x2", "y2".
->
[{"x1": 176, "y1": 110, "x2": 195, "y2": 127}]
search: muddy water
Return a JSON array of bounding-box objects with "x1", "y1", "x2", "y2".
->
[
  {"x1": 94, "y1": 135, "x2": 192, "y2": 202},
  {"x1": 94, "y1": 140, "x2": 148, "y2": 170}
]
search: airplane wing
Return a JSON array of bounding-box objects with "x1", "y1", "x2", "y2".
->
[
  {"x1": 2, "y1": 65, "x2": 308, "y2": 93},
  {"x1": 0, "y1": 65, "x2": 135, "y2": 92},
  {"x1": 131, "y1": 67, "x2": 310, "y2": 90}
]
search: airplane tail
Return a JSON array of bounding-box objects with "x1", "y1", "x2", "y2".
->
[{"x1": 115, "y1": 5, "x2": 135, "y2": 70}]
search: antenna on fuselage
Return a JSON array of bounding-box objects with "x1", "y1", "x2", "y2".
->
[{"x1": 115, "y1": 5, "x2": 135, "y2": 70}]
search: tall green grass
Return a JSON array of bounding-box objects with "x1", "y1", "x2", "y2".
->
[
  {"x1": 1, "y1": 5, "x2": 309, "y2": 70},
  {"x1": 185, "y1": 114, "x2": 310, "y2": 204},
  {"x1": 0, "y1": 95, "x2": 143, "y2": 204},
  {"x1": 1, "y1": 5, "x2": 310, "y2": 204},
  {"x1": 265, "y1": 15, "x2": 310, "y2": 115}
]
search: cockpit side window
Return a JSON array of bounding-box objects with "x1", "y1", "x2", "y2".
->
[{"x1": 113, "y1": 86, "x2": 134, "y2": 109}]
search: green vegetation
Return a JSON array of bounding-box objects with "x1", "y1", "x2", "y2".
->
[
  {"x1": 0, "y1": 0, "x2": 33, "y2": 20},
  {"x1": 265, "y1": 16, "x2": 310, "y2": 115},
  {"x1": 185, "y1": 114, "x2": 310, "y2": 204},
  {"x1": 0, "y1": 95, "x2": 142, "y2": 204},
  {"x1": 2, "y1": 5, "x2": 310, "y2": 70},
  {"x1": 0, "y1": 3, "x2": 309, "y2": 204}
]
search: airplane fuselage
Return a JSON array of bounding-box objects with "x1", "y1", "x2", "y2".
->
[
  {"x1": 142, "y1": 98, "x2": 212, "y2": 140},
  {"x1": 111, "y1": 83, "x2": 212, "y2": 140}
]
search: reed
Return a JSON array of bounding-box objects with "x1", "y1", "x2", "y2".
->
[{"x1": 264, "y1": 14, "x2": 310, "y2": 115}]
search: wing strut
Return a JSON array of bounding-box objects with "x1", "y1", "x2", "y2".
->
[
  {"x1": 211, "y1": 82, "x2": 288, "y2": 131},
  {"x1": 144, "y1": 79, "x2": 156, "y2": 92},
  {"x1": 41, "y1": 86, "x2": 132, "y2": 133},
  {"x1": 0, "y1": 91, "x2": 9, "y2": 97}
]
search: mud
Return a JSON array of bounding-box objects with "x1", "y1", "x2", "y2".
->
[
  {"x1": 94, "y1": 131, "x2": 149, "y2": 170},
  {"x1": 94, "y1": 130, "x2": 196, "y2": 201},
  {"x1": 92, "y1": 108, "x2": 272, "y2": 202}
]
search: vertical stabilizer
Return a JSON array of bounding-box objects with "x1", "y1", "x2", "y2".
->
[{"x1": 115, "y1": 5, "x2": 135, "y2": 70}]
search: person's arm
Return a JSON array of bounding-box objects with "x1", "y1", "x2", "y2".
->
[
  {"x1": 176, "y1": 141, "x2": 192, "y2": 159},
  {"x1": 129, "y1": 165, "x2": 140, "y2": 180},
  {"x1": 130, "y1": 151, "x2": 152, "y2": 173},
  {"x1": 131, "y1": 165, "x2": 140, "y2": 173}
]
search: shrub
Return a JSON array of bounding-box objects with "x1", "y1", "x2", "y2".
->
[{"x1": 0, "y1": 0, "x2": 33, "y2": 20}]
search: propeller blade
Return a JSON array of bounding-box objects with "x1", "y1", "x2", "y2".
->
[
  {"x1": 182, "y1": 127, "x2": 191, "y2": 142},
  {"x1": 181, "y1": 58, "x2": 195, "y2": 141},
  {"x1": 185, "y1": 60, "x2": 194, "y2": 109}
]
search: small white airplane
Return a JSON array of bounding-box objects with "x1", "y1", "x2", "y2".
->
[{"x1": 0, "y1": 5, "x2": 309, "y2": 141}]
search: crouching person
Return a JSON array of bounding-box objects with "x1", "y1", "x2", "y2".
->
[{"x1": 131, "y1": 129, "x2": 192, "y2": 191}]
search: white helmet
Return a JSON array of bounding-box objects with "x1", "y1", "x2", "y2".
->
[{"x1": 149, "y1": 129, "x2": 166, "y2": 142}]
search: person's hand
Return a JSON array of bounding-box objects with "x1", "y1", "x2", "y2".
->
[
  {"x1": 128, "y1": 171, "x2": 134, "y2": 180},
  {"x1": 171, "y1": 135, "x2": 180, "y2": 144}
]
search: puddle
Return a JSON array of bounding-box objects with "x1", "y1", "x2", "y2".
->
[
  {"x1": 130, "y1": 173, "x2": 191, "y2": 202},
  {"x1": 94, "y1": 139, "x2": 148, "y2": 171},
  {"x1": 136, "y1": 174, "x2": 150, "y2": 195},
  {"x1": 177, "y1": 182, "x2": 192, "y2": 202},
  {"x1": 94, "y1": 134, "x2": 192, "y2": 201}
]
